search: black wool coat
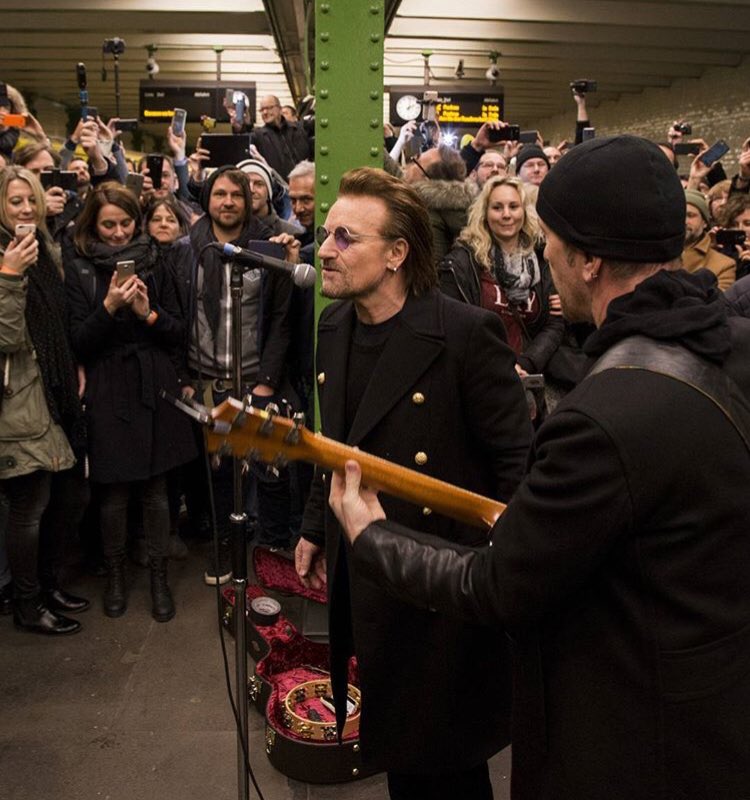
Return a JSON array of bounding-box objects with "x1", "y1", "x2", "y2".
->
[
  {"x1": 300, "y1": 289, "x2": 532, "y2": 774},
  {"x1": 65, "y1": 250, "x2": 196, "y2": 484}
]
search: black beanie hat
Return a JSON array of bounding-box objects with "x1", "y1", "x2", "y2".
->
[
  {"x1": 515, "y1": 145, "x2": 550, "y2": 173},
  {"x1": 536, "y1": 135, "x2": 686, "y2": 263}
]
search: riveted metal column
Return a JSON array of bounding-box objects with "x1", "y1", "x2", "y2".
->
[{"x1": 313, "y1": 0, "x2": 385, "y2": 424}]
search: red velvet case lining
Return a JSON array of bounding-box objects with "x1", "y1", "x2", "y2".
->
[{"x1": 224, "y1": 553, "x2": 359, "y2": 743}]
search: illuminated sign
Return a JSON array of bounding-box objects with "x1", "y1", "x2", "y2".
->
[
  {"x1": 389, "y1": 86, "x2": 504, "y2": 127},
  {"x1": 139, "y1": 81, "x2": 256, "y2": 124}
]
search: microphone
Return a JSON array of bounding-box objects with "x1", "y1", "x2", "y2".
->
[{"x1": 219, "y1": 243, "x2": 317, "y2": 289}]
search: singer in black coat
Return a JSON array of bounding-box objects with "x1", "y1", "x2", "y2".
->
[{"x1": 300, "y1": 289, "x2": 532, "y2": 777}]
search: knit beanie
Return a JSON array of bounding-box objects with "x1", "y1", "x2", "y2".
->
[
  {"x1": 536, "y1": 135, "x2": 686, "y2": 262},
  {"x1": 236, "y1": 158, "x2": 274, "y2": 201},
  {"x1": 515, "y1": 145, "x2": 550, "y2": 173},
  {"x1": 684, "y1": 189, "x2": 709, "y2": 224}
]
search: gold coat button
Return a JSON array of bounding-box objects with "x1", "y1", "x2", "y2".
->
[
  {"x1": 422, "y1": 507, "x2": 432, "y2": 516},
  {"x1": 414, "y1": 451, "x2": 428, "y2": 466},
  {"x1": 317, "y1": 372, "x2": 326, "y2": 385},
  {"x1": 412, "y1": 392, "x2": 425, "y2": 405}
]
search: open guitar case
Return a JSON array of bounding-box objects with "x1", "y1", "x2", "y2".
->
[{"x1": 221, "y1": 546, "x2": 375, "y2": 784}]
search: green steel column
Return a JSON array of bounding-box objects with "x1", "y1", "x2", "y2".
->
[{"x1": 312, "y1": 0, "x2": 385, "y2": 423}]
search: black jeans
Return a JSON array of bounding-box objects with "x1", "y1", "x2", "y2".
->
[
  {"x1": 1, "y1": 470, "x2": 52, "y2": 599},
  {"x1": 38, "y1": 461, "x2": 90, "y2": 589},
  {"x1": 99, "y1": 474, "x2": 169, "y2": 563},
  {"x1": 387, "y1": 762, "x2": 493, "y2": 800}
]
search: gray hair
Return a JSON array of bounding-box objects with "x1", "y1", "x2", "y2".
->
[{"x1": 288, "y1": 160, "x2": 315, "y2": 182}]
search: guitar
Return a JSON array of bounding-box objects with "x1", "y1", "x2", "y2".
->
[{"x1": 203, "y1": 397, "x2": 506, "y2": 530}]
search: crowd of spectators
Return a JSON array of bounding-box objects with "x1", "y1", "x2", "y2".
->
[{"x1": 2, "y1": 78, "x2": 750, "y2": 638}]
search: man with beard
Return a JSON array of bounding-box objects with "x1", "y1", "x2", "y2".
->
[
  {"x1": 681, "y1": 188, "x2": 736, "y2": 290},
  {"x1": 295, "y1": 167, "x2": 531, "y2": 799},
  {"x1": 179, "y1": 167, "x2": 299, "y2": 580}
]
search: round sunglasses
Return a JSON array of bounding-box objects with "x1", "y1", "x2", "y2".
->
[{"x1": 315, "y1": 225, "x2": 392, "y2": 251}]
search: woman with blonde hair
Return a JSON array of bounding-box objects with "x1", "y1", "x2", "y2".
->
[
  {"x1": 439, "y1": 175, "x2": 563, "y2": 377},
  {"x1": 0, "y1": 166, "x2": 86, "y2": 634}
]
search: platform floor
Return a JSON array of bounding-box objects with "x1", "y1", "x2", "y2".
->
[{"x1": 0, "y1": 539, "x2": 511, "y2": 800}]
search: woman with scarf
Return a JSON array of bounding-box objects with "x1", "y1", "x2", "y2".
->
[
  {"x1": 65, "y1": 182, "x2": 195, "y2": 622},
  {"x1": 439, "y1": 176, "x2": 564, "y2": 395},
  {"x1": 0, "y1": 167, "x2": 86, "y2": 635}
]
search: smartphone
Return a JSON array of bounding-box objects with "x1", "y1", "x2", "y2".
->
[
  {"x1": 582, "y1": 127, "x2": 596, "y2": 141},
  {"x1": 115, "y1": 118, "x2": 138, "y2": 132},
  {"x1": 521, "y1": 374, "x2": 545, "y2": 390},
  {"x1": 126, "y1": 172, "x2": 145, "y2": 196},
  {"x1": 715, "y1": 229, "x2": 746, "y2": 248},
  {"x1": 172, "y1": 108, "x2": 187, "y2": 136},
  {"x1": 145, "y1": 154, "x2": 164, "y2": 189},
  {"x1": 115, "y1": 260, "x2": 136, "y2": 286},
  {"x1": 700, "y1": 139, "x2": 730, "y2": 167},
  {"x1": 489, "y1": 124, "x2": 521, "y2": 142},
  {"x1": 519, "y1": 130, "x2": 538, "y2": 144},
  {"x1": 39, "y1": 170, "x2": 77, "y2": 192},
  {"x1": 674, "y1": 142, "x2": 702, "y2": 156},
  {"x1": 15, "y1": 223, "x2": 36, "y2": 240},
  {"x1": 0, "y1": 113, "x2": 26, "y2": 128},
  {"x1": 233, "y1": 93, "x2": 246, "y2": 124},
  {"x1": 84, "y1": 106, "x2": 98, "y2": 122}
]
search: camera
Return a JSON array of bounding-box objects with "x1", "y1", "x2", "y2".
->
[
  {"x1": 675, "y1": 122, "x2": 692, "y2": 135},
  {"x1": 485, "y1": 64, "x2": 501, "y2": 82},
  {"x1": 715, "y1": 228, "x2": 746, "y2": 248},
  {"x1": 570, "y1": 79, "x2": 597, "y2": 94},
  {"x1": 146, "y1": 56, "x2": 160, "y2": 77},
  {"x1": 102, "y1": 38, "x2": 126, "y2": 56}
]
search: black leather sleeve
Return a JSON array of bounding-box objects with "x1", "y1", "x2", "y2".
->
[{"x1": 352, "y1": 405, "x2": 633, "y2": 630}]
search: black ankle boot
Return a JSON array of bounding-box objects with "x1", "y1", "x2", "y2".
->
[
  {"x1": 44, "y1": 588, "x2": 91, "y2": 614},
  {"x1": 103, "y1": 560, "x2": 127, "y2": 618},
  {"x1": 13, "y1": 596, "x2": 81, "y2": 635},
  {"x1": 150, "y1": 558, "x2": 175, "y2": 622}
]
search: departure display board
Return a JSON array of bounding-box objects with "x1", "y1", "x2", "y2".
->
[
  {"x1": 389, "y1": 86, "x2": 504, "y2": 126},
  {"x1": 139, "y1": 81, "x2": 256, "y2": 124}
]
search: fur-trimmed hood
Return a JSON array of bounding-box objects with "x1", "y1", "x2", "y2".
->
[{"x1": 414, "y1": 179, "x2": 478, "y2": 211}]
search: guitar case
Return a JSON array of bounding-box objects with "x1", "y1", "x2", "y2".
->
[{"x1": 220, "y1": 547, "x2": 375, "y2": 784}]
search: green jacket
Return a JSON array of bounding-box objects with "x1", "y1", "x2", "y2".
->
[{"x1": 0, "y1": 271, "x2": 74, "y2": 479}]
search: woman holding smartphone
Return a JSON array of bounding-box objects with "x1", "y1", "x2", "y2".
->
[
  {"x1": 0, "y1": 166, "x2": 86, "y2": 635},
  {"x1": 65, "y1": 182, "x2": 194, "y2": 623}
]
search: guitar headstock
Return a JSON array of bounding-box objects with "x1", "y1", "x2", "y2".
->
[{"x1": 206, "y1": 397, "x2": 313, "y2": 467}]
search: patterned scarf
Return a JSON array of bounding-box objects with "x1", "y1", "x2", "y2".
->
[{"x1": 491, "y1": 246, "x2": 541, "y2": 305}]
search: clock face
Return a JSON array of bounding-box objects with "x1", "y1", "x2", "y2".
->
[{"x1": 396, "y1": 94, "x2": 421, "y2": 121}]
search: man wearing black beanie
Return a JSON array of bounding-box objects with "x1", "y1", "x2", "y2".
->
[
  {"x1": 328, "y1": 135, "x2": 750, "y2": 799},
  {"x1": 514, "y1": 144, "x2": 550, "y2": 186}
]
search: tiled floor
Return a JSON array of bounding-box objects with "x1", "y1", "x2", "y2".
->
[{"x1": 0, "y1": 540, "x2": 511, "y2": 800}]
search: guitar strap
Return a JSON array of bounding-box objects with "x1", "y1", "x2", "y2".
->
[{"x1": 587, "y1": 334, "x2": 750, "y2": 454}]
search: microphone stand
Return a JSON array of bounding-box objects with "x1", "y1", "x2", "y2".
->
[{"x1": 228, "y1": 256, "x2": 249, "y2": 800}]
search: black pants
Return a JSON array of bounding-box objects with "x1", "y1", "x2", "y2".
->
[
  {"x1": 1, "y1": 470, "x2": 52, "y2": 599},
  {"x1": 99, "y1": 474, "x2": 169, "y2": 563},
  {"x1": 38, "y1": 462, "x2": 90, "y2": 589},
  {"x1": 387, "y1": 762, "x2": 493, "y2": 800}
]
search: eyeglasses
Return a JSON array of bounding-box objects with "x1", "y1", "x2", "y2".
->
[
  {"x1": 315, "y1": 225, "x2": 389, "y2": 251},
  {"x1": 259, "y1": 104, "x2": 280, "y2": 113},
  {"x1": 408, "y1": 155, "x2": 431, "y2": 180}
]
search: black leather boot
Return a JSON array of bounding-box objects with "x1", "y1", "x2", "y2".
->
[
  {"x1": 103, "y1": 560, "x2": 127, "y2": 618},
  {"x1": 150, "y1": 558, "x2": 175, "y2": 622},
  {"x1": 44, "y1": 588, "x2": 91, "y2": 614},
  {"x1": 13, "y1": 596, "x2": 81, "y2": 635}
]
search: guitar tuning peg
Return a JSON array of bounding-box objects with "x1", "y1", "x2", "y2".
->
[
  {"x1": 272, "y1": 454, "x2": 289, "y2": 470},
  {"x1": 284, "y1": 412, "x2": 306, "y2": 445},
  {"x1": 265, "y1": 402, "x2": 280, "y2": 418}
]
